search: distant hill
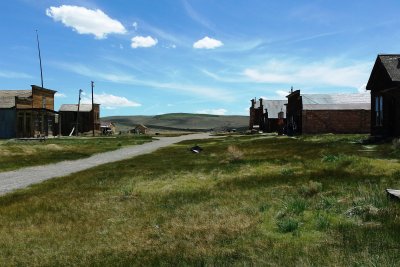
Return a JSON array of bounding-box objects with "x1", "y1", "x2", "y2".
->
[{"x1": 101, "y1": 113, "x2": 249, "y2": 132}]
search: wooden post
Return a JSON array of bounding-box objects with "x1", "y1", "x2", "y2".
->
[
  {"x1": 91, "y1": 81, "x2": 95, "y2": 137},
  {"x1": 76, "y1": 89, "x2": 82, "y2": 136}
]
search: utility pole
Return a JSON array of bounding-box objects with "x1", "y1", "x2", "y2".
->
[
  {"x1": 35, "y1": 30, "x2": 44, "y2": 88},
  {"x1": 76, "y1": 89, "x2": 82, "y2": 136},
  {"x1": 91, "y1": 81, "x2": 95, "y2": 137}
]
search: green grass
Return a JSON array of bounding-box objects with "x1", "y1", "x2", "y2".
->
[
  {"x1": 1, "y1": 134, "x2": 400, "y2": 265},
  {"x1": 0, "y1": 135, "x2": 152, "y2": 172}
]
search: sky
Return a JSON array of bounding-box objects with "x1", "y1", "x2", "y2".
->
[{"x1": 1, "y1": 0, "x2": 399, "y2": 116}]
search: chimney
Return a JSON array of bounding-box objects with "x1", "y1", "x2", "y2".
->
[
  {"x1": 290, "y1": 86, "x2": 293, "y2": 93},
  {"x1": 251, "y1": 99, "x2": 255, "y2": 108}
]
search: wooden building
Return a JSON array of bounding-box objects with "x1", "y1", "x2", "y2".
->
[
  {"x1": 286, "y1": 90, "x2": 370, "y2": 135},
  {"x1": 366, "y1": 55, "x2": 400, "y2": 137},
  {"x1": 132, "y1": 124, "x2": 148, "y2": 134},
  {"x1": 100, "y1": 121, "x2": 116, "y2": 135},
  {"x1": 59, "y1": 104, "x2": 100, "y2": 136},
  {"x1": 249, "y1": 98, "x2": 286, "y2": 133},
  {"x1": 0, "y1": 85, "x2": 57, "y2": 138}
]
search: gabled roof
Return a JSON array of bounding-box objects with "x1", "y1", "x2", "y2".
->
[
  {"x1": 59, "y1": 104, "x2": 94, "y2": 112},
  {"x1": 264, "y1": 100, "x2": 287, "y2": 118},
  {"x1": 377, "y1": 55, "x2": 400, "y2": 82}
]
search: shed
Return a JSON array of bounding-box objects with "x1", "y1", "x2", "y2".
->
[
  {"x1": 366, "y1": 54, "x2": 400, "y2": 137},
  {"x1": 132, "y1": 124, "x2": 148, "y2": 134},
  {"x1": 286, "y1": 90, "x2": 370, "y2": 135},
  {"x1": 59, "y1": 104, "x2": 100, "y2": 136},
  {"x1": 100, "y1": 121, "x2": 116, "y2": 135}
]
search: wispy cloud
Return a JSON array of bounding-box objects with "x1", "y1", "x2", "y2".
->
[
  {"x1": 196, "y1": 108, "x2": 227, "y2": 115},
  {"x1": 54, "y1": 62, "x2": 235, "y2": 102},
  {"x1": 82, "y1": 93, "x2": 141, "y2": 109},
  {"x1": 46, "y1": 5, "x2": 126, "y2": 39},
  {"x1": 193, "y1": 36, "x2": 223, "y2": 49},
  {"x1": 244, "y1": 57, "x2": 372, "y2": 89},
  {"x1": 0, "y1": 70, "x2": 33, "y2": 79},
  {"x1": 182, "y1": 0, "x2": 215, "y2": 30},
  {"x1": 131, "y1": 36, "x2": 158, "y2": 48}
]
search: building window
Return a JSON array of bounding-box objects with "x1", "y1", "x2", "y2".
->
[
  {"x1": 42, "y1": 96, "x2": 46, "y2": 109},
  {"x1": 375, "y1": 95, "x2": 383, "y2": 126}
]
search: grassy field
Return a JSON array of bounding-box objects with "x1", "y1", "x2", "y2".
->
[
  {"x1": 0, "y1": 135, "x2": 152, "y2": 172},
  {"x1": 1, "y1": 134, "x2": 400, "y2": 265}
]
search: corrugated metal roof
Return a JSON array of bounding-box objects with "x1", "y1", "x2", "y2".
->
[
  {"x1": 264, "y1": 100, "x2": 287, "y2": 118},
  {"x1": 302, "y1": 93, "x2": 370, "y2": 105},
  {"x1": 59, "y1": 104, "x2": 93, "y2": 112},
  {"x1": 303, "y1": 103, "x2": 370, "y2": 110},
  {"x1": 378, "y1": 55, "x2": 400, "y2": 82}
]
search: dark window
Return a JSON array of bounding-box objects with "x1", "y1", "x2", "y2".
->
[
  {"x1": 42, "y1": 96, "x2": 46, "y2": 109},
  {"x1": 375, "y1": 96, "x2": 383, "y2": 126}
]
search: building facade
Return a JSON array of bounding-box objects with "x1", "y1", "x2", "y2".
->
[
  {"x1": 0, "y1": 85, "x2": 57, "y2": 138},
  {"x1": 366, "y1": 55, "x2": 400, "y2": 137},
  {"x1": 286, "y1": 90, "x2": 370, "y2": 135},
  {"x1": 249, "y1": 98, "x2": 286, "y2": 133}
]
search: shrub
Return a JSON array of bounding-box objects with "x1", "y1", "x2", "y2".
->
[
  {"x1": 299, "y1": 180, "x2": 323, "y2": 197},
  {"x1": 392, "y1": 138, "x2": 400, "y2": 150},
  {"x1": 277, "y1": 217, "x2": 299, "y2": 233},
  {"x1": 318, "y1": 196, "x2": 337, "y2": 210},
  {"x1": 227, "y1": 145, "x2": 243, "y2": 162}
]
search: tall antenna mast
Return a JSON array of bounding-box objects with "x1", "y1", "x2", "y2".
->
[{"x1": 36, "y1": 30, "x2": 44, "y2": 88}]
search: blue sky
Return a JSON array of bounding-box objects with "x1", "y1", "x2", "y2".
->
[{"x1": 1, "y1": 0, "x2": 399, "y2": 116}]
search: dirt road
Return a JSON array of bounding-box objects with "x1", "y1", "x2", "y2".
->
[{"x1": 0, "y1": 133, "x2": 217, "y2": 196}]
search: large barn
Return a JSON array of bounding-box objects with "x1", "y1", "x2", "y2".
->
[
  {"x1": 366, "y1": 54, "x2": 400, "y2": 137},
  {"x1": 249, "y1": 98, "x2": 286, "y2": 133},
  {"x1": 0, "y1": 85, "x2": 57, "y2": 138},
  {"x1": 59, "y1": 104, "x2": 100, "y2": 136},
  {"x1": 286, "y1": 90, "x2": 370, "y2": 135}
]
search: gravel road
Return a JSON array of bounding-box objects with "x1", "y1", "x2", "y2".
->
[{"x1": 0, "y1": 133, "x2": 217, "y2": 196}]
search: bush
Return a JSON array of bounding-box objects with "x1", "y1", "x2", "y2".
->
[
  {"x1": 315, "y1": 213, "x2": 330, "y2": 231},
  {"x1": 299, "y1": 180, "x2": 323, "y2": 197},
  {"x1": 286, "y1": 198, "x2": 307, "y2": 215},
  {"x1": 226, "y1": 145, "x2": 243, "y2": 162},
  {"x1": 280, "y1": 168, "x2": 294, "y2": 176}
]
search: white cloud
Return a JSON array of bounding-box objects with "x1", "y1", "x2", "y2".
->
[
  {"x1": 193, "y1": 36, "x2": 223, "y2": 49},
  {"x1": 82, "y1": 93, "x2": 141, "y2": 109},
  {"x1": 358, "y1": 83, "x2": 367, "y2": 93},
  {"x1": 131, "y1": 36, "x2": 158, "y2": 48},
  {"x1": 55, "y1": 92, "x2": 66, "y2": 98},
  {"x1": 244, "y1": 58, "x2": 371, "y2": 89},
  {"x1": 275, "y1": 90, "x2": 290, "y2": 99},
  {"x1": 196, "y1": 108, "x2": 227, "y2": 115},
  {"x1": 46, "y1": 5, "x2": 126, "y2": 39}
]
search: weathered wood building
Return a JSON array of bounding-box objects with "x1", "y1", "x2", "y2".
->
[
  {"x1": 249, "y1": 98, "x2": 286, "y2": 133},
  {"x1": 59, "y1": 104, "x2": 100, "y2": 136},
  {"x1": 366, "y1": 55, "x2": 400, "y2": 137},
  {"x1": 0, "y1": 85, "x2": 57, "y2": 138},
  {"x1": 286, "y1": 90, "x2": 370, "y2": 135}
]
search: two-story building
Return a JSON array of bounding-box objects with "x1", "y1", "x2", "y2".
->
[{"x1": 0, "y1": 85, "x2": 57, "y2": 138}]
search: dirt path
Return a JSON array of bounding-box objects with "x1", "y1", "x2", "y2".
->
[{"x1": 0, "y1": 133, "x2": 218, "y2": 196}]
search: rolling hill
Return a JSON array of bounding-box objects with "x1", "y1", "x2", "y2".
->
[{"x1": 101, "y1": 113, "x2": 249, "y2": 132}]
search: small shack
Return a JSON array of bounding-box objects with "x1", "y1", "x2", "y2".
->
[
  {"x1": 132, "y1": 124, "x2": 148, "y2": 134},
  {"x1": 249, "y1": 98, "x2": 287, "y2": 133},
  {"x1": 286, "y1": 90, "x2": 370, "y2": 135},
  {"x1": 366, "y1": 54, "x2": 400, "y2": 137},
  {"x1": 100, "y1": 121, "x2": 116, "y2": 135},
  {"x1": 59, "y1": 104, "x2": 100, "y2": 136},
  {"x1": 0, "y1": 85, "x2": 57, "y2": 138}
]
